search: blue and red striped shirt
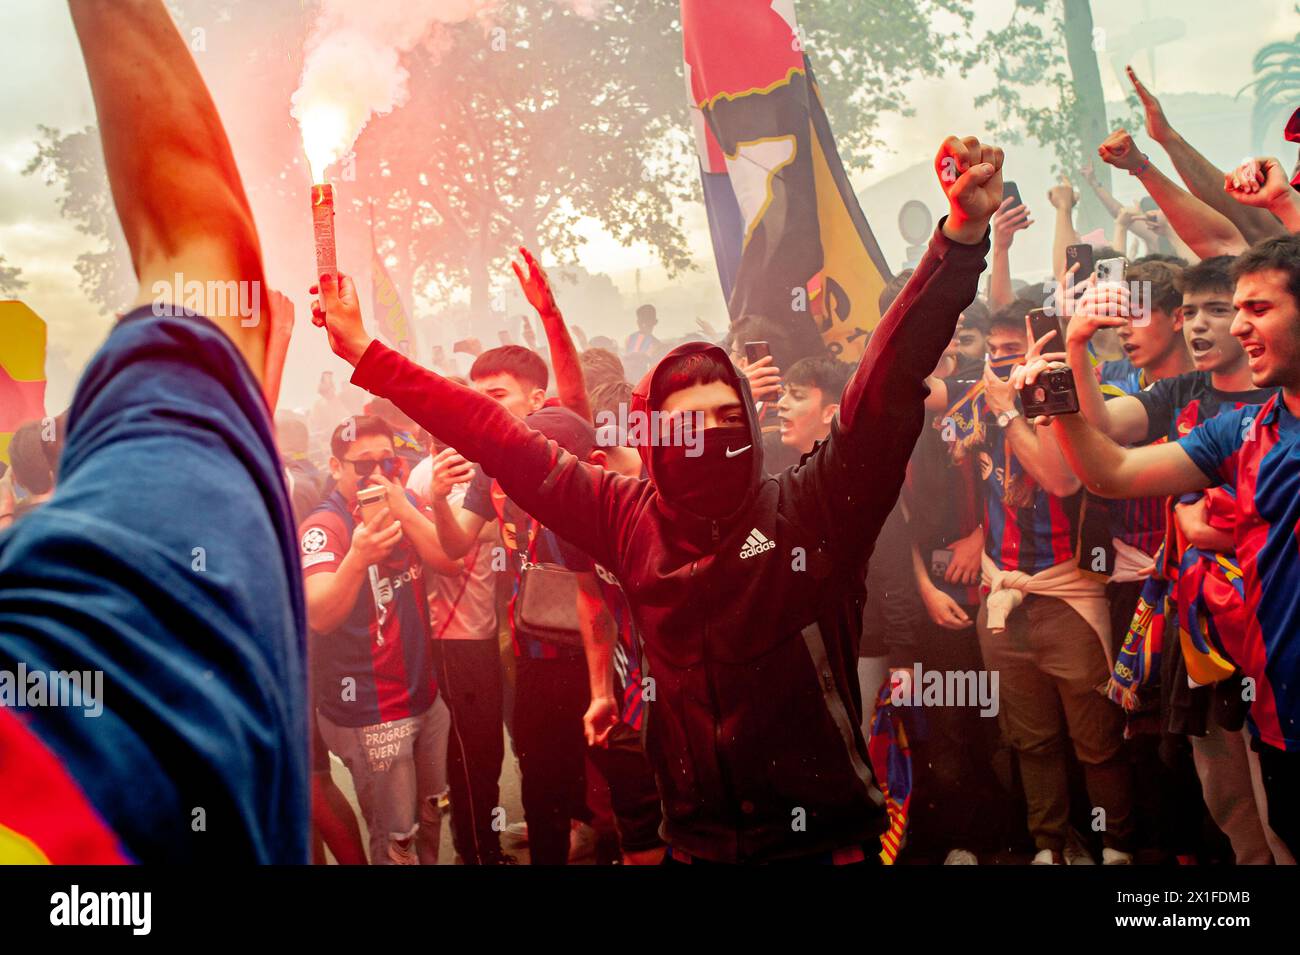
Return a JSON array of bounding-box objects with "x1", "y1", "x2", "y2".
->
[
  {"x1": 1179, "y1": 394, "x2": 1300, "y2": 752},
  {"x1": 301, "y1": 490, "x2": 437, "y2": 727},
  {"x1": 978, "y1": 425, "x2": 1081, "y2": 574}
]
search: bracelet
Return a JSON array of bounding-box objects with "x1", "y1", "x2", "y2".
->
[{"x1": 1130, "y1": 153, "x2": 1151, "y2": 178}]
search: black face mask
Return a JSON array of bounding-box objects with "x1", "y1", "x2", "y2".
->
[{"x1": 654, "y1": 424, "x2": 754, "y2": 521}]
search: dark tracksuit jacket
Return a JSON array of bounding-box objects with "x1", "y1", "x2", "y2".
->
[{"x1": 350, "y1": 222, "x2": 988, "y2": 861}]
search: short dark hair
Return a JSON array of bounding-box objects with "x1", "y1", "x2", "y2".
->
[
  {"x1": 1232, "y1": 235, "x2": 1300, "y2": 309},
  {"x1": 580, "y1": 348, "x2": 626, "y2": 392},
  {"x1": 470, "y1": 345, "x2": 548, "y2": 392},
  {"x1": 1181, "y1": 256, "x2": 1236, "y2": 297},
  {"x1": 879, "y1": 269, "x2": 915, "y2": 314},
  {"x1": 1132, "y1": 253, "x2": 1189, "y2": 269},
  {"x1": 989, "y1": 296, "x2": 1041, "y2": 338},
  {"x1": 330, "y1": 415, "x2": 394, "y2": 462},
  {"x1": 636, "y1": 304, "x2": 657, "y2": 324},
  {"x1": 785, "y1": 357, "x2": 852, "y2": 404},
  {"x1": 588, "y1": 380, "x2": 634, "y2": 421},
  {"x1": 1127, "y1": 259, "x2": 1185, "y2": 317},
  {"x1": 654, "y1": 350, "x2": 735, "y2": 407},
  {"x1": 959, "y1": 298, "x2": 991, "y2": 335}
]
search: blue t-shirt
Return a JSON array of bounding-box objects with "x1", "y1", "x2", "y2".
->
[
  {"x1": 1178, "y1": 396, "x2": 1300, "y2": 751},
  {"x1": 0, "y1": 308, "x2": 309, "y2": 862}
]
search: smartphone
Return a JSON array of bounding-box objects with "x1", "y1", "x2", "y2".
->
[
  {"x1": 1002, "y1": 180, "x2": 1023, "y2": 209},
  {"x1": 356, "y1": 484, "x2": 388, "y2": 526},
  {"x1": 929, "y1": 548, "x2": 954, "y2": 582},
  {"x1": 1096, "y1": 257, "x2": 1127, "y2": 286},
  {"x1": 1026, "y1": 307, "x2": 1062, "y2": 348},
  {"x1": 1065, "y1": 243, "x2": 1094, "y2": 283},
  {"x1": 744, "y1": 341, "x2": 772, "y2": 365}
]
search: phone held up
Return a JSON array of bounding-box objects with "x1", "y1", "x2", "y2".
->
[{"x1": 356, "y1": 484, "x2": 388, "y2": 526}]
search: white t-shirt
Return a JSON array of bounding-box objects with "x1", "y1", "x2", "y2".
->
[{"x1": 407, "y1": 457, "x2": 497, "y2": 640}]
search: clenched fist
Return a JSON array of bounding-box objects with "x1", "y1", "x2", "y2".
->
[
  {"x1": 1098, "y1": 129, "x2": 1146, "y2": 175},
  {"x1": 935, "y1": 135, "x2": 1004, "y2": 245}
]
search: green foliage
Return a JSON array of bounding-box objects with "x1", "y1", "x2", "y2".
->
[{"x1": 1240, "y1": 8, "x2": 1300, "y2": 151}]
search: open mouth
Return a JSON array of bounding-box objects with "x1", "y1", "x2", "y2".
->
[
  {"x1": 1243, "y1": 343, "x2": 1266, "y2": 364},
  {"x1": 1121, "y1": 343, "x2": 1139, "y2": 355},
  {"x1": 1189, "y1": 337, "x2": 1214, "y2": 356}
]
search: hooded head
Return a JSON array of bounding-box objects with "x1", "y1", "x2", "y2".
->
[{"x1": 631, "y1": 341, "x2": 763, "y2": 523}]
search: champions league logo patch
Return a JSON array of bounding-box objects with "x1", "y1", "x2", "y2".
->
[{"x1": 301, "y1": 527, "x2": 328, "y2": 554}]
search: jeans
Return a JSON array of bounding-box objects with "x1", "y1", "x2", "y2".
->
[{"x1": 317, "y1": 696, "x2": 450, "y2": 864}]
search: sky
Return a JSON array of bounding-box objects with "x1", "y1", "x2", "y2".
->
[{"x1": 1, "y1": 0, "x2": 1296, "y2": 410}]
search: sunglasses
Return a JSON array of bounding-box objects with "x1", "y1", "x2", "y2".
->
[{"x1": 345, "y1": 456, "x2": 401, "y2": 480}]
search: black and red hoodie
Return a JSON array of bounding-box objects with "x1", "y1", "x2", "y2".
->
[{"x1": 350, "y1": 222, "x2": 989, "y2": 861}]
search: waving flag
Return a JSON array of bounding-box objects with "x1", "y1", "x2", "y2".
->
[
  {"x1": 0, "y1": 301, "x2": 47, "y2": 464},
  {"x1": 867, "y1": 683, "x2": 912, "y2": 864},
  {"x1": 682, "y1": 0, "x2": 893, "y2": 364}
]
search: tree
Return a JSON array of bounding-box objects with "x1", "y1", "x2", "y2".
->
[
  {"x1": 1241, "y1": 8, "x2": 1300, "y2": 152},
  {"x1": 23, "y1": 0, "x2": 1004, "y2": 320},
  {"x1": 0, "y1": 257, "x2": 25, "y2": 297},
  {"x1": 966, "y1": 0, "x2": 1129, "y2": 233}
]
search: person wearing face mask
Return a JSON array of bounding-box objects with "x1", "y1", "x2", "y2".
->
[
  {"x1": 311, "y1": 133, "x2": 1001, "y2": 863},
  {"x1": 300, "y1": 415, "x2": 462, "y2": 864}
]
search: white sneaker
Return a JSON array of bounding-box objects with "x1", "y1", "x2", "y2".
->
[
  {"x1": 1064, "y1": 829, "x2": 1096, "y2": 865},
  {"x1": 944, "y1": 848, "x2": 979, "y2": 865},
  {"x1": 1102, "y1": 848, "x2": 1134, "y2": 865},
  {"x1": 1031, "y1": 849, "x2": 1062, "y2": 865}
]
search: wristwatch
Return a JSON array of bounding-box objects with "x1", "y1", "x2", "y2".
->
[{"x1": 996, "y1": 409, "x2": 1021, "y2": 429}]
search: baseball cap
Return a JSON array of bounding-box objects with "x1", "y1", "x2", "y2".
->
[{"x1": 525, "y1": 406, "x2": 597, "y2": 460}]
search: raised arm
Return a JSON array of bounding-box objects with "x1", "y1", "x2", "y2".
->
[
  {"x1": 1099, "y1": 130, "x2": 1247, "y2": 259},
  {"x1": 1225, "y1": 157, "x2": 1300, "y2": 234},
  {"x1": 982, "y1": 363, "x2": 1080, "y2": 498},
  {"x1": 1061, "y1": 282, "x2": 1151, "y2": 445},
  {"x1": 786, "y1": 135, "x2": 994, "y2": 564},
  {"x1": 989, "y1": 196, "x2": 1031, "y2": 310},
  {"x1": 1048, "y1": 178, "x2": 1081, "y2": 283},
  {"x1": 512, "y1": 247, "x2": 592, "y2": 422},
  {"x1": 69, "y1": 0, "x2": 270, "y2": 384},
  {"x1": 1128, "y1": 66, "x2": 1284, "y2": 245},
  {"x1": 1051, "y1": 411, "x2": 1212, "y2": 500},
  {"x1": 312, "y1": 272, "x2": 641, "y2": 573}
]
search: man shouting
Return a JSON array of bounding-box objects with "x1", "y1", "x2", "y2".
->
[{"x1": 312, "y1": 135, "x2": 1001, "y2": 863}]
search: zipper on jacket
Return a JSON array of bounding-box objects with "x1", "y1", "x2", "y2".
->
[{"x1": 694, "y1": 538, "x2": 741, "y2": 856}]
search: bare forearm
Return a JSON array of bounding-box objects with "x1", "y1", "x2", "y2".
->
[
  {"x1": 989, "y1": 245, "x2": 1015, "y2": 310},
  {"x1": 1005, "y1": 418, "x2": 1080, "y2": 497},
  {"x1": 1052, "y1": 413, "x2": 1209, "y2": 499},
  {"x1": 1068, "y1": 343, "x2": 1117, "y2": 436},
  {"x1": 69, "y1": 0, "x2": 266, "y2": 366},
  {"x1": 399, "y1": 506, "x2": 461, "y2": 575},
  {"x1": 1161, "y1": 131, "x2": 1285, "y2": 243},
  {"x1": 305, "y1": 554, "x2": 367, "y2": 634},
  {"x1": 1052, "y1": 205, "x2": 1078, "y2": 282},
  {"x1": 537, "y1": 304, "x2": 592, "y2": 422},
  {"x1": 1137, "y1": 165, "x2": 1247, "y2": 258},
  {"x1": 430, "y1": 495, "x2": 478, "y2": 560},
  {"x1": 71, "y1": 1, "x2": 258, "y2": 270}
]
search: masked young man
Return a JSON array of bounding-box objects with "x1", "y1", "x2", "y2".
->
[{"x1": 311, "y1": 135, "x2": 1002, "y2": 863}]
